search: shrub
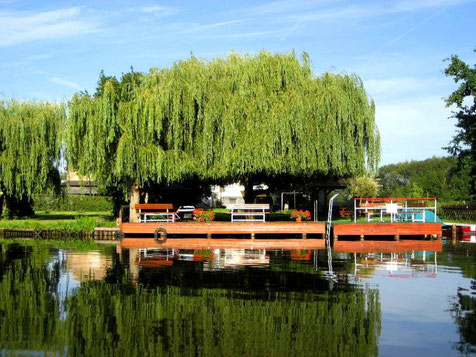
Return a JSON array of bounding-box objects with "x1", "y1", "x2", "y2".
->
[
  {"x1": 34, "y1": 194, "x2": 113, "y2": 212},
  {"x1": 343, "y1": 177, "x2": 378, "y2": 199}
]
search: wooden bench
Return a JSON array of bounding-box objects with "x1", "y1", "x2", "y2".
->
[
  {"x1": 136, "y1": 203, "x2": 177, "y2": 223},
  {"x1": 229, "y1": 204, "x2": 270, "y2": 222}
]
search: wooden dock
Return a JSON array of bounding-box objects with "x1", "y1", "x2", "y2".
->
[
  {"x1": 120, "y1": 221, "x2": 326, "y2": 239},
  {"x1": 333, "y1": 223, "x2": 442, "y2": 241}
]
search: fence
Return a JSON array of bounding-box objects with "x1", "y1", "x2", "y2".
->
[{"x1": 439, "y1": 205, "x2": 476, "y2": 221}]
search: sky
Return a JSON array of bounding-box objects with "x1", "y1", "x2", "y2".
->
[{"x1": 0, "y1": 0, "x2": 475, "y2": 166}]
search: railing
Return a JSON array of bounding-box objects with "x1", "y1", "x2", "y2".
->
[
  {"x1": 326, "y1": 194, "x2": 339, "y2": 275},
  {"x1": 354, "y1": 197, "x2": 438, "y2": 223}
]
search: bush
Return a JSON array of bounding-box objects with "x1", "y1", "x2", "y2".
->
[
  {"x1": 33, "y1": 194, "x2": 113, "y2": 212},
  {"x1": 343, "y1": 177, "x2": 378, "y2": 199}
]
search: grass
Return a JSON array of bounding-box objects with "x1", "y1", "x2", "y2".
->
[{"x1": 0, "y1": 210, "x2": 116, "y2": 231}]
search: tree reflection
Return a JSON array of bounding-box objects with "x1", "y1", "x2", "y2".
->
[
  {"x1": 0, "y1": 243, "x2": 382, "y2": 356},
  {"x1": 451, "y1": 281, "x2": 476, "y2": 354}
]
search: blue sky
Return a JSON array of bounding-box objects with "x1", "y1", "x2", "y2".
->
[{"x1": 0, "y1": 0, "x2": 475, "y2": 165}]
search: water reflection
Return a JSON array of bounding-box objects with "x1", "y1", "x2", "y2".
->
[
  {"x1": 0, "y1": 240, "x2": 475, "y2": 356},
  {"x1": 66, "y1": 251, "x2": 113, "y2": 281},
  {"x1": 349, "y1": 251, "x2": 438, "y2": 278}
]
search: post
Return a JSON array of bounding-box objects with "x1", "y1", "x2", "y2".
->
[
  {"x1": 129, "y1": 182, "x2": 140, "y2": 223},
  {"x1": 452, "y1": 224, "x2": 457, "y2": 244}
]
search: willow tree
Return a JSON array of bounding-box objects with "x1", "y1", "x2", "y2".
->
[
  {"x1": 67, "y1": 51, "x2": 380, "y2": 217},
  {"x1": 0, "y1": 100, "x2": 64, "y2": 217}
]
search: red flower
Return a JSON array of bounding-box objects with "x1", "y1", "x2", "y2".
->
[
  {"x1": 290, "y1": 210, "x2": 311, "y2": 220},
  {"x1": 193, "y1": 208, "x2": 216, "y2": 222}
]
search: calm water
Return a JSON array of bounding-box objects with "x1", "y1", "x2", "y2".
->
[{"x1": 0, "y1": 240, "x2": 475, "y2": 356}]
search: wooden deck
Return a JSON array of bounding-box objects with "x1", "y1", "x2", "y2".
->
[
  {"x1": 334, "y1": 240, "x2": 442, "y2": 253},
  {"x1": 120, "y1": 221, "x2": 326, "y2": 238},
  {"x1": 333, "y1": 222, "x2": 442, "y2": 241},
  {"x1": 120, "y1": 238, "x2": 326, "y2": 250}
]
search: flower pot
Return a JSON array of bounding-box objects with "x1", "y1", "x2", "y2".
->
[{"x1": 296, "y1": 217, "x2": 302, "y2": 222}]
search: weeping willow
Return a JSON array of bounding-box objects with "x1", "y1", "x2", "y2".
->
[
  {"x1": 0, "y1": 100, "x2": 64, "y2": 203},
  {"x1": 67, "y1": 51, "x2": 380, "y2": 193}
]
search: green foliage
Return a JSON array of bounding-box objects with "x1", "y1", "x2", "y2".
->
[
  {"x1": 444, "y1": 49, "x2": 476, "y2": 200},
  {"x1": 343, "y1": 176, "x2": 379, "y2": 199},
  {"x1": 33, "y1": 194, "x2": 113, "y2": 212},
  {"x1": 67, "y1": 51, "x2": 380, "y2": 197},
  {"x1": 0, "y1": 100, "x2": 64, "y2": 199},
  {"x1": 379, "y1": 157, "x2": 471, "y2": 202}
]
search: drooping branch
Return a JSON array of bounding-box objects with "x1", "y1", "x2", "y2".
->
[
  {"x1": 67, "y1": 51, "x2": 380, "y2": 196},
  {"x1": 0, "y1": 100, "x2": 64, "y2": 199}
]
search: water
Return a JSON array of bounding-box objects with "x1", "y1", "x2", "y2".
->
[{"x1": 0, "y1": 240, "x2": 475, "y2": 356}]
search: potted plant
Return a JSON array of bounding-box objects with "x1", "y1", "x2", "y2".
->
[
  {"x1": 193, "y1": 208, "x2": 216, "y2": 222},
  {"x1": 290, "y1": 210, "x2": 311, "y2": 222}
]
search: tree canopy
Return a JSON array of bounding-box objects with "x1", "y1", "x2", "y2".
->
[
  {"x1": 378, "y1": 156, "x2": 471, "y2": 202},
  {"x1": 67, "y1": 51, "x2": 380, "y2": 196},
  {"x1": 444, "y1": 48, "x2": 476, "y2": 200},
  {"x1": 0, "y1": 100, "x2": 64, "y2": 215}
]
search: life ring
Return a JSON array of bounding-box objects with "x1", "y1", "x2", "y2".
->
[
  {"x1": 116, "y1": 231, "x2": 125, "y2": 241},
  {"x1": 154, "y1": 228, "x2": 167, "y2": 244}
]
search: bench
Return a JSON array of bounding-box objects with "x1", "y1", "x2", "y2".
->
[
  {"x1": 228, "y1": 204, "x2": 270, "y2": 222},
  {"x1": 136, "y1": 203, "x2": 177, "y2": 223}
]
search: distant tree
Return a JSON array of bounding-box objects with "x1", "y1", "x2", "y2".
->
[
  {"x1": 378, "y1": 157, "x2": 471, "y2": 202},
  {"x1": 444, "y1": 48, "x2": 476, "y2": 201},
  {"x1": 0, "y1": 100, "x2": 64, "y2": 217}
]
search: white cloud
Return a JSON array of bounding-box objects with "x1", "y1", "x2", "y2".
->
[
  {"x1": 136, "y1": 5, "x2": 179, "y2": 17},
  {"x1": 376, "y1": 95, "x2": 456, "y2": 164},
  {"x1": 180, "y1": 19, "x2": 244, "y2": 34},
  {"x1": 364, "y1": 77, "x2": 450, "y2": 100},
  {"x1": 198, "y1": 30, "x2": 281, "y2": 40},
  {"x1": 0, "y1": 7, "x2": 99, "y2": 46},
  {"x1": 270, "y1": 0, "x2": 469, "y2": 40},
  {"x1": 50, "y1": 77, "x2": 80, "y2": 89},
  {"x1": 140, "y1": 5, "x2": 175, "y2": 14}
]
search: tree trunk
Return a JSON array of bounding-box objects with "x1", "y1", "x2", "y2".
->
[
  {"x1": 243, "y1": 178, "x2": 254, "y2": 203},
  {"x1": 129, "y1": 182, "x2": 140, "y2": 222}
]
